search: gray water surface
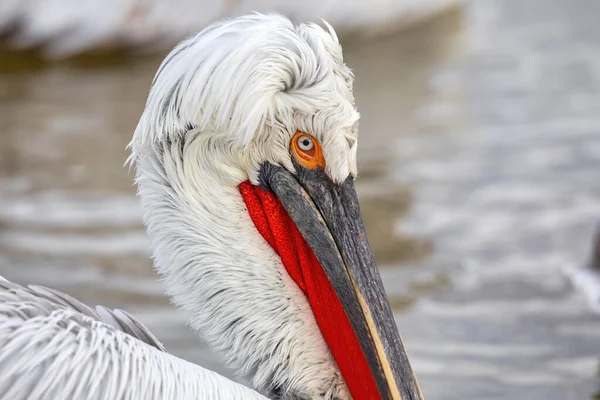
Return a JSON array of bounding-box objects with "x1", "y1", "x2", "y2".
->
[{"x1": 1, "y1": 1, "x2": 599, "y2": 399}]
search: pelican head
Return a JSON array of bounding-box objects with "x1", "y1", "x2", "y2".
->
[{"x1": 130, "y1": 13, "x2": 422, "y2": 400}]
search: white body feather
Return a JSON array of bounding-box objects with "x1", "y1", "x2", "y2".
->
[
  {"x1": 0, "y1": 277, "x2": 266, "y2": 400},
  {"x1": 130, "y1": 14, "x2": 358, "y2": 398}
]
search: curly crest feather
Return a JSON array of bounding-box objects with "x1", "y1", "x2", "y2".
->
[{"x1": 132, "y1": 13, "x2": 357, "y2": 153}]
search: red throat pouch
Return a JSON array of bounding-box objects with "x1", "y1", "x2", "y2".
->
[{"x1": 239, "y1": 181, "x2": 381, "y2": 400}]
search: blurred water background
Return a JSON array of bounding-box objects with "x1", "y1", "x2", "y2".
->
[{"x1": 1, "y1": 0, "x2": 599, "y2": 399}]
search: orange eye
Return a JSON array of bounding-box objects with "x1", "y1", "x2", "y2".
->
[{"x1": 290, "y1": 131, "x2": 325, "y2": 169}]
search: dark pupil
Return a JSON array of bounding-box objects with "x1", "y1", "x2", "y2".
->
[{"x1": 302, "y1": 139, "x2": 310, "y2": 147}]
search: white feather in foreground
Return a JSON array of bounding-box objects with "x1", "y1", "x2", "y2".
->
[{"x1": 0, "y1": 277, "x2": 266, "y2": 400}]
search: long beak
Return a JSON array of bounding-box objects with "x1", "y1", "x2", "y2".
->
[{"x1": 260, "y1": 162, "x2": 423, "y2": 400}]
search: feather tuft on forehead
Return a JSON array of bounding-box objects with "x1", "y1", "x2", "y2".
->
[{"x1": 131, "y1": 13, "x2": 357, "y2": 156}]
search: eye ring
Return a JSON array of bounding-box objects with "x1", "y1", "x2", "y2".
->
[{"x1": 290, "y1": 131, "x2": 325, "y2": 169}]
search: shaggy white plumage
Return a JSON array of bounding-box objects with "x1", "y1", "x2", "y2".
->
[
  {"x1": 0, "y1": 277, "x2": 266, "y2": 400},
  {"x1": 130, "y1": 13, "x2": 360, "y2": 398},
  {"x1": 0, "y1": 13, "x2": 365, "y2": 399},
  {"x1": 132, "y1": 13, "x2": 359, "y2": 184}
]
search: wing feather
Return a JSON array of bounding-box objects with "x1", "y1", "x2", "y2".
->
[
  {"x1": 0, "y1": 275, "x2": 267, "y2": 400},
  {"x1": 1, "y1": 277, "x2": 164, "y2": 351}
]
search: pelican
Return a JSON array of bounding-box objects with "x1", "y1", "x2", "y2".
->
[
  {"x1": 0, "y1": 0, "x2": 462, "y2": 58},
  {"x1": 0, "y1": 14, "x2": 423, "y2": 400}
]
